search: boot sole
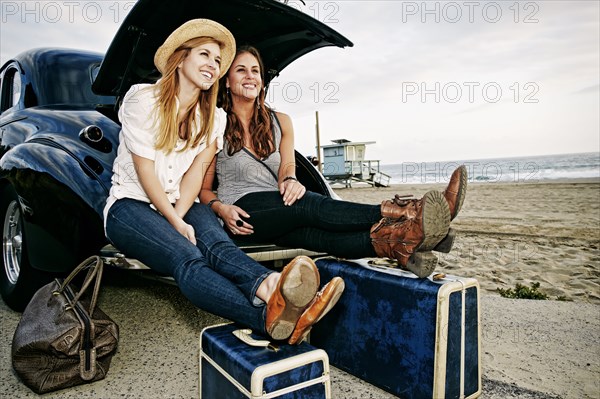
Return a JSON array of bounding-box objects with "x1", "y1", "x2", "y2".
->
[
  {"x1": 417, "y1": 190, "x2": 451, "y2": 251},
  {"x1": 268, "y1": 257, "x2": 319, "y2": 340},
  {"x1": 405, "y1": 252, "x2": 439, "y2": 278},
  {"x1": 450, "y1": 165, "x2": 468, "y2": 220}
]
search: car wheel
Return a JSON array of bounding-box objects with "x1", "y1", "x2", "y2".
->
[{"x1": 0, "y1": 185, "x2": 49, "y2": 311}]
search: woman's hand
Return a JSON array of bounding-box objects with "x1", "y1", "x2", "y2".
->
[
  {"x1": 279, "y1": 178, "x2": 306, "y2": 206},
  {"x1": 173, "y1": 218, "x2": 196, "y2": 245},
  {"x1": 217, "y1": 204, "x2": 254, "y2": 235}
]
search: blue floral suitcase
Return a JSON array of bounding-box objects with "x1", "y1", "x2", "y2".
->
[
  {"x1": 310, "y1": 258, "x2": 481, "y2": 399},
  {"x1": 199, "y1": 323, "x2": 331, "y2": 398}
]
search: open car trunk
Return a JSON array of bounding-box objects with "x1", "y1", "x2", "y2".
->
[{"x1": 92, "y1": 0, "x2": 352, "y2": 98}]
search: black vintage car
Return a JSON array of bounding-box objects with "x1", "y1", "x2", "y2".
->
[{"x1": 0, "y1": 0, "x2": 352, "y2": 311}]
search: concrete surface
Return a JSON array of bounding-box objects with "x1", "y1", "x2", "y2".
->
[{"x1": 1, "y1": 269, "x2": 598, "y2": 398}]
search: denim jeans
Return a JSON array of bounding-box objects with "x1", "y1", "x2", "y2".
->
[
  {"x1": 105, "y1": 198, "x2": 271, "y2": 334},
  {"x1": 233, "y1": 191, "x2": 381, "y2": 259}
]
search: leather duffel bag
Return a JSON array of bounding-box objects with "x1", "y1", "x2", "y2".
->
[{"x1": 12, "y1": 256, "x2": 119, "y2": 394}]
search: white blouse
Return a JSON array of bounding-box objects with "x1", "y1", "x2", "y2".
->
[{"x1": 103, "y1": 83, "x2": 225, "y2": 225}]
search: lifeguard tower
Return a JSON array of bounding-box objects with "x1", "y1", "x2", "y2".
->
[{"x1": 320, "y1": 139, "x2": 390, "y2": 187}]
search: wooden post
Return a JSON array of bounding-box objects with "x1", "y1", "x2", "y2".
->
[{"x1": 315, "y1": 111, "x2": 322, "y2": 172}]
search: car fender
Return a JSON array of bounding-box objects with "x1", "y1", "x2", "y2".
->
[
  {"x1": 1, "y1": 141, "x2": 109, "y2": 214},
  {"x1": 0, "y1": 143, "x2": 108, "y2": 272}
]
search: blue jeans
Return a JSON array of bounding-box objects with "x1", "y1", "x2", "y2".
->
[
  {"x1": 233, "y1": 191, "x2": 381, "y2": 259},
  {"x1": 105, "y1": 198, "x2": 271, "y2": 334}
]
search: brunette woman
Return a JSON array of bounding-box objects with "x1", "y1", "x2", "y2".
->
[{"x1": 201, "y1": 46, "x2": 467, "y2": 278}]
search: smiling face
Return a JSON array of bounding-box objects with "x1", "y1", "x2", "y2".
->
[
  {"x1": 177, "y1": 41, "x2": 222, "y2": 91},
  {"x1": 226, "y1": 51, "x2": 263, "y2": 101}
]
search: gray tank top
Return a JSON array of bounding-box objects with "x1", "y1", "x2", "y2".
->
[{"x1": 216, "y1": 113, "x2": 282, "y2": 205}]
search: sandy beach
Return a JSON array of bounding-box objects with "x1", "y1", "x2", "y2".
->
[
  {"x1": 0, "y1": 179, "x2": 598, "y2": 398},
  {"x1": 333, "y1": 179, "x2": 600, "y2": 304}
]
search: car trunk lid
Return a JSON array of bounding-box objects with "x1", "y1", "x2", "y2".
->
[{"x1": 92, "y1": 0, "x2": 352, "y2": 97}]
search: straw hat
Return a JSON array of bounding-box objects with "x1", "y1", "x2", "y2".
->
[{"x1": 154, "y1": 19, "x2": 236, "y2": 77}]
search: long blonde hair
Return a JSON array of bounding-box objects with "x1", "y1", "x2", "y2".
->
[{"x1": 154, "y1": 37, "x2": 221, "y2": 153}]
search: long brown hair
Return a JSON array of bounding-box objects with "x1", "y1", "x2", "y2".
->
[
  {"x1": 219, "y1": 46, "x2": 273, "y2": 158},
  {"x1": 154, "y1": 37, "x2": 221, "y2": 153}
]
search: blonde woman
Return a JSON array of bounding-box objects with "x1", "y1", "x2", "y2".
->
[{"x1": 104, "y1": 20, "x2": 343, "y2": 345}]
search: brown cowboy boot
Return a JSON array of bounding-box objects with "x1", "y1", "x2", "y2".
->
[
  {"x1": 371, "y1": 190, "x2": 451, "y2": 278},
  {"x1": 381, "y1": 194, "x2": 456, "y2": 254},
  {"x1": 381, "y1": 165, "x2": 467, "y2": 221},
  {"x1": 381, "y1": 165, "x2": 467, "y2": 253},
  {"x1": 444, "y1": 165, "x2": 468, "y2": 220}
]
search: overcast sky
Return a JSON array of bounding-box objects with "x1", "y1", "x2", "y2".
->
[{"x1": 1, "y1": 0, "x2": 598, "y2": 164}]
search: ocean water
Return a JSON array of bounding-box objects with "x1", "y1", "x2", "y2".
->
[{"x1": 380, "y1": 152, "x2": 600, "y2": 185}]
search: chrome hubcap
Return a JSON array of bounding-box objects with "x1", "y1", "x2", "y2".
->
[{"x1": 3, "y1": 201, "x2": 22, "y2": 285}]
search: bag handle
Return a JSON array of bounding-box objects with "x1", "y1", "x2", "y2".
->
[{"x1": 57, "y1": 256, "x2": 104, "y2": 315}]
